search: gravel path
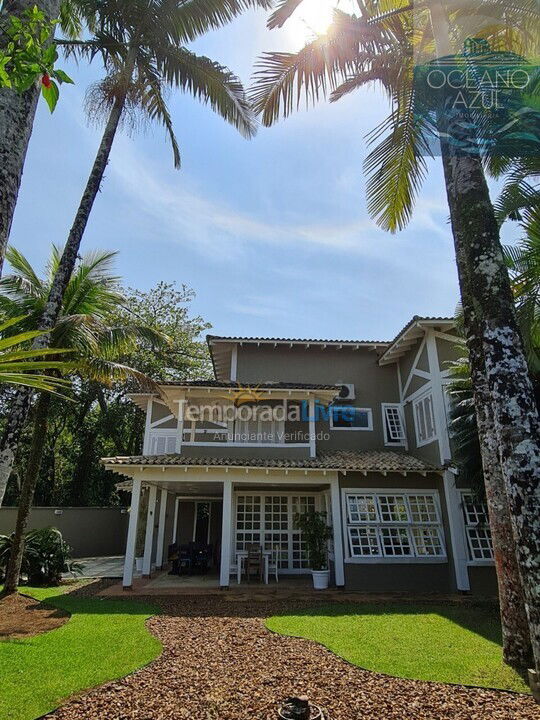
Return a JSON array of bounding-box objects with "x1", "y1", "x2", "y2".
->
[{"x1": 46, "y1": 595, "x2": 538, "y2": 720}]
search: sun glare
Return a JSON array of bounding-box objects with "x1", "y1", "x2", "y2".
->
[
  {"x1": 297, "y1": 0, "x2": 335, "y2": 36},
  {"x1": 287, "y1": 0, "x2": 357, "y2": 48}
]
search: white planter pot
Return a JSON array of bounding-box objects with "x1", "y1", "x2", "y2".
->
[
  {"x1": 311, "y1": 569, "x2": 330, "y2": 590},
  {"x1": 135, "y1": 557, "x2": 143, "y2": 572}
]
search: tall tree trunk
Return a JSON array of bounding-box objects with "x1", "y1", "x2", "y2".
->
[
  {"x1": 457, "y1": 248, "x2": 533, "y2": 668},
  {"x1": 0, "y1": 387, "x2": 32, "y2": 505},
  {"x1": 442, "y1": 149, "x2": 540, "y2": 673},
  {"x1": 0, "y1": 0, "x2": 61, "y2": 277},
  {"x1": 0, "y1": 75, "x2": 131, "y2": 507},
  {"x1": 430, "y1": 1, "x2": 540, "y2": 674},
  {"x1": 2, "y1": 391, "x2": 51, "y2": 594}
]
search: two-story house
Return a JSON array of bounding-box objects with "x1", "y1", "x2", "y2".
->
[{"x1": 104, "y1": 315, "x2": 496, "y2": 595}]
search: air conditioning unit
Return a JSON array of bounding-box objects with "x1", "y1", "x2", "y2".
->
[{"x1": 336, "y1": 383, "x2": 355, "y2": 401}]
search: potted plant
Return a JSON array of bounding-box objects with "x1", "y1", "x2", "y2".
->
[{"x1": 294, "y1": 509, "x2": 332, "y2": 590}]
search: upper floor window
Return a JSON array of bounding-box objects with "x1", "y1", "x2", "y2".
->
[
  {"x1": 344, "y1": 490, "x2": 446, "y2": 560},
  {"x1": 413, "y1": 392, "x2": 436, "y2": 446},
  {"x1": 382, "y1": 404, "x2": 406, "y2": 446},
  {"x1": 330, "y1": 406, "x2": 373, "y2": 431},
  {"x1": 232, "y1": 417, "x2": 284, "y2": 444},
  {"x1": 461, "y1": 493, "x2": 494, "y2": 562}
]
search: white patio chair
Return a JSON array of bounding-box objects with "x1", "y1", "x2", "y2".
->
[{"x1": 267, "y1": 545, "x2": 280, "y2": 583}]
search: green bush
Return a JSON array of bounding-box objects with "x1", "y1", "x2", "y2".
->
[{"x1": 0, "y1": 526, "x2": 81, "y2": 585}]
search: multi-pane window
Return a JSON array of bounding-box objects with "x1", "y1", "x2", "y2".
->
[
  {"x1": 413, "y1": 393, "x2": 436, "y2": 446},
  {"x1": 382, "y1": 404, "x2": 406, "y2": 446},
  {"x1": 150, "y1": 433, "x2": 177, "y2": 455},
  {"x1": 233, "y1": 417, "x2": 284, "y2": 444},
  {"x1": 330, "y1": 406, "x2": 373, "y2": 430},
  {"x1": 462, "y1": 493, "x2": 494, "y2": 561},
  {"x1": 346, "y1": 494, "x2": 378, "y2": 523},
  {"x1": 344, "y1": 491, "x2": 446, "y2": 560}
]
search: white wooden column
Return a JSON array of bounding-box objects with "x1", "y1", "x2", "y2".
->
[
  {"x1": 142, "y1": 397, "x2": 153, "y2": 455},
  {"x1": 443, "y1": 469, "x2": 470, "y2": 591},
  {"x1": 425, "y1": 330, "x2": 451, "y2": 464},
  {"x1": 123, "y1": 476, "x2": 142, "y2": 589},
  {"x1": 142, "y1": 484, "x2": 158, "y2": 577},
  {"x1": 308, "y1": 396, "x2": 316, "y2": 458},
  {"x1": 175, "y1": 398, "x2": 185, "y2": 453},
  {"x1": 155, "y1": 488, "x2": 168, "y2": 569},
  {"x1": 330, "y1": 475, "x2": 345, "y2": 587},
  {"x1": 172, "y1": 496, "x2": 180, "y2": 542},
  {"x1": 220, "y1": 478, "x2": 233, "y2": 587}
]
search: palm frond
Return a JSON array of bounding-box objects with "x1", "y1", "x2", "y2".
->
[
  {"x1": 364, "y1": 85, "x2": 431, "y2": 232},
  {"x1": 5, "y1": 247, "x2": 44, "y2": 295},
  {"x1": 267, "y1": 0, "x2": 303, "y2": 29},
  {"x1": 152, "y1": 47, "x2": 256, "y2": 138},
  {"x1": 251, "y1": 36, "x2": 358, "y2": 126},
  {"x1": 76, "y1": 357, "x2": 160, "y2": 390}
]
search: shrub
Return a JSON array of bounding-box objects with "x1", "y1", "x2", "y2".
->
[{"x1": 0, "y1": 526, "x2": 81, "y2": 585}]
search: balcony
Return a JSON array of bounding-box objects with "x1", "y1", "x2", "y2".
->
[{"x1": 132, "y1": 381, "x2": 340, "y2": 460}]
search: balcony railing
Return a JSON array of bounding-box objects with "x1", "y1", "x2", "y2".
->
[{"x1": 145, "y1": 425, "x2": 310, "y2": 454}]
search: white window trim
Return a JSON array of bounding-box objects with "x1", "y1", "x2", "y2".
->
[
  {"x1": 341, "y1": 488, "x2": 447, "y2": 564},
  {"x1": 329, "y1": 406, "x2": 373, "y2": 431},
  {"x1": 460, "y1": 490, "x2": 495, "y2": 566},
  {"x1": 412, "y1": 391, "x2": 437, "y2": 447},
  {"x1": 381, "y1": 403, "x2": 406, "y2": 446}
]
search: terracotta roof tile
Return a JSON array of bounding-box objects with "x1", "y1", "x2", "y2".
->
[
  {"x1": 103, "y1": 450, "x2": 440, "y2": 473},
  {"x1": 157, "y1": 380, "x2": 339, "y2": 390}
]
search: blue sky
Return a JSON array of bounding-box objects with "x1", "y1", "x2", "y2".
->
[{"x1": 9, "y1": 2, "x2": 509, "y2": 343}]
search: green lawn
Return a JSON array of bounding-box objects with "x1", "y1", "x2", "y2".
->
[
  {"x1": 266, "y1": 602, "x2": 529, "y2": 693},
  {"x1": 0, "y1": 585, "x2": 162, "y2": 720}
]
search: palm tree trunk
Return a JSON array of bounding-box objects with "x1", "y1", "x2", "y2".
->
[
  {"x1": 458, "y1": 256, "x2": 532, "y2": 668},
  {"x1": 0, "y1": 0, "x2": 61, "y2": 277},
  {"x1": 0, "y1": 386, "x2": 32, "y2": 506},
  {"x1": 0, "y1": 54, "x2": 134, "y2": 506},
  {"x1": 2, "y1": 391, "x2": 51, "y2": 594},
  {"x1": 442, "y1": 149, "x2": 540, "y2": 673},
  {"x1": 35, "y1": 89, "x2": 129, "y2": 339},
  {"x1": 430, "y1": 0, "x2": 540, "y2": 676}
]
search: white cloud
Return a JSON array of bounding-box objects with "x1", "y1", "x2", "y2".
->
[{"x1": 110, "y1": 136, "x2": 452, "y2": 265}]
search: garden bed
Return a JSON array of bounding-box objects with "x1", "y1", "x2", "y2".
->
[{"x1": 0, "y1": 593, "x2": 69, "y2": 639}]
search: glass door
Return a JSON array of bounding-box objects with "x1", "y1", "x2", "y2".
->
[{"x1": 234, "y1": 492, "x2": 321, "y2": 572}]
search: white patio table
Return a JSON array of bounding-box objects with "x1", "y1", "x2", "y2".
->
[{"x1": 236, "y1": 549, "x2": 271, "y2": 584}]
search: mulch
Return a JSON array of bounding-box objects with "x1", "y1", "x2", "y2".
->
[
  {"x1": 0, "y1": 592, "x2": 68, "y2": 639},
  {"x1": 43, "y1": 589, "x2": 538, "y2": 720}
]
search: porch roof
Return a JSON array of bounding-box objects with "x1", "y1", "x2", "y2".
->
[{"x1": 103, "y1": 449, "x2": 440, "y2": 474}]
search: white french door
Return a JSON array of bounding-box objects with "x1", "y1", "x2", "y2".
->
[{"x1": 234, "y1": 492, "x2": 322, "y2": 573}]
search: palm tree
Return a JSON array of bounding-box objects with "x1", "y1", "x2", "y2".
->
[
  {"x1": 251, "y1": 0, "x2": 540, "y2": 671},
  {"x1": 0, "y1": 245, "x2": 168, "y2": 594},
  {"x1": 0, "y1": 0, "x2": 272, "y2": 531}
]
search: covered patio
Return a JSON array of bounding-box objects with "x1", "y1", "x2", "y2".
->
[{"x1": 108, "y1": 461, "x2": 345, "y2": 591}]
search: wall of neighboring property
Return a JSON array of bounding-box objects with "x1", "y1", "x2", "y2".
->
[
  {"x1": 0, "y1": 507, "x2": 128, "y2": 558},
  {"x1": 338, "y1": 471, "x2": 456, "y2": 593}
]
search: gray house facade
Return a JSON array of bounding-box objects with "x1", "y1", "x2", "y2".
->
[{"x1": 104, "y1": 315, "x2": 497, "y2": 594}]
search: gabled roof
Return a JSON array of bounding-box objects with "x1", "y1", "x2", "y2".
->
[
  {"x1": 207, "y1": 334, "x2": 389, "y2": 381},
  {"x1": 207, "y1": 335, "x2": 388, "y2": 347},
  {"x1": 145, "y1": 380, "x2": 338, "y2": 390},
  {"x1": 378, "y1": 316, "x2": 455, "y2": 366},
  {"x1": 103, "y1": 449, "x2": 439, "y2": 474}
]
